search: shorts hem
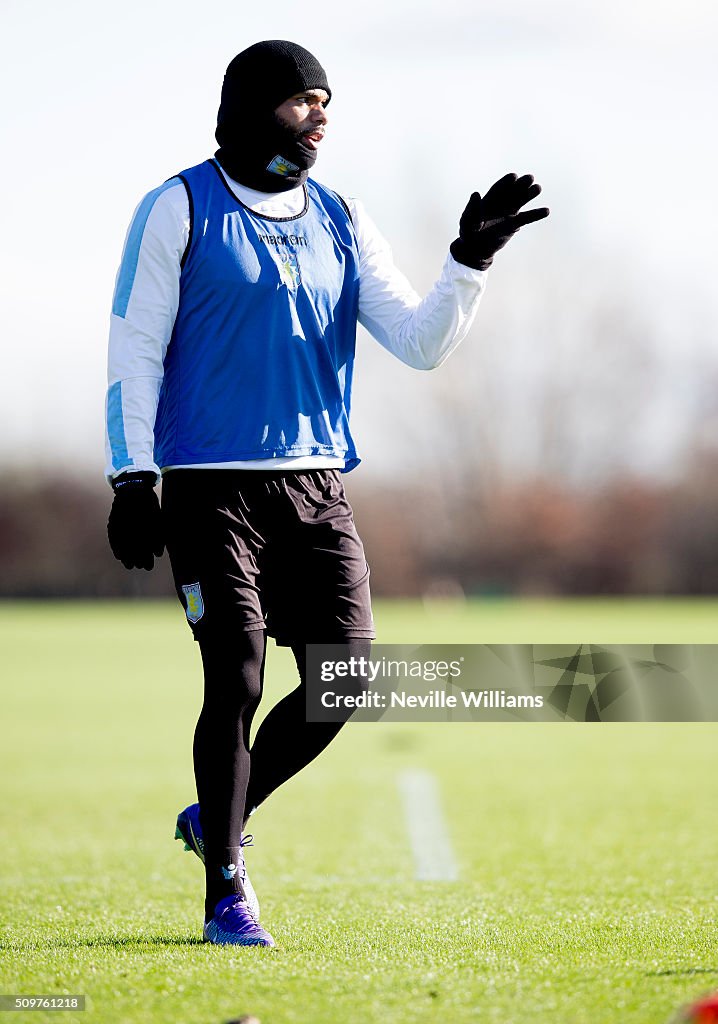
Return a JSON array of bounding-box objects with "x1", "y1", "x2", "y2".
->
[
  {"x1": 271, "y1": 630, "x2": 376, "y2": 648},
  {"x1": 191, "y1": 618, "x2": 267, "y2": 639}
]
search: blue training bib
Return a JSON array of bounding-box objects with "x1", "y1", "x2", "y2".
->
[{"x1": 154, "y1": 160, "x2": 361, "y2": 470}]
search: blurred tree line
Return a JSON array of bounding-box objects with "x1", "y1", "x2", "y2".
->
[{"x1": 1, "y1": 456, "x2": 718, "y2": 598}]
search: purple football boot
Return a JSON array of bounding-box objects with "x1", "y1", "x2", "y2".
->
[
  {"x1": 203, "y1": 894, "x2": 275, "y2": 947},
  {"x1": 175, "y1": 803, "x2": 261, "y2": 924}
]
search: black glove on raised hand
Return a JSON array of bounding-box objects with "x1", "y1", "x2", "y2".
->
[
  {"x1": 107, "y1": 472, "x2": 164, "y2": 571},
  {"x1": 450, "y1": 172, "x2": 550, "y2": 271}
]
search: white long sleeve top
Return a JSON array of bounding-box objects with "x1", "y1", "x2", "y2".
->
[{"x1": 105, "y1": 162, "x2": 488, "y2": 482}]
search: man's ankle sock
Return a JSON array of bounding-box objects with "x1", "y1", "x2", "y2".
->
[{"x1": 204, "y1": 847, "x2": 246, "y2": 921}]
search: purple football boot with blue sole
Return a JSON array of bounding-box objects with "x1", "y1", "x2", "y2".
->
[
  {"x1": 174, "y1": 803, "x2": 261, "y2": 925},
  {"x1": 203, "y1": 894, "x2": 275, "y2": 947}
]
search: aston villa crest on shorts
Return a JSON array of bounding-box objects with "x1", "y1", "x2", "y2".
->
[{"x1": 182, "y1": 582, "x2": 204, "y2": 623}]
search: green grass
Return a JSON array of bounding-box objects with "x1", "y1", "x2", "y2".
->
[{"x1": 1, "y1": 599, "x2": 718, "y2": 1024}]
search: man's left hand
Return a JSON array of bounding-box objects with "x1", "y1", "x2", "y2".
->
[{"x1": 450, "y1": 173, "x2": 550, "y2": 271}]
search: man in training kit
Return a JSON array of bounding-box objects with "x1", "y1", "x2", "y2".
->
[{"x1": 105, "y1": 40, "x2": 549, "y2": 947}]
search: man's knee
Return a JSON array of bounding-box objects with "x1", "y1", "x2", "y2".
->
[{"x1": 198, "y1": 625, "x2": 266, "y2": 707}]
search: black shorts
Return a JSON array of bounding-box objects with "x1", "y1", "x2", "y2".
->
[{"x1": 162, "y1": 468, "x2": 375, "y2": 645}]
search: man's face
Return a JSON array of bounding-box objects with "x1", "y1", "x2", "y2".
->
[{"x1": 274, "y1": 89, "x2": 329, "y2": 152}]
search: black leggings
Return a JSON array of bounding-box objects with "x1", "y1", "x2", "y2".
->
[{"x1": 194, "y1": 628, "x2": 371, "y2": 857}]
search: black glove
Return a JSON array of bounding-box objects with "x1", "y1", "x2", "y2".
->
[
  {"x1": 107, "y1": 471, "x2": 164, "y2": 571},
  {"x1": 450, "y1": 172, "x2": 550, "y2": 271}
]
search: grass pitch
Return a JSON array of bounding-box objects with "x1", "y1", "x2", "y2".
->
[{"x1": 1, "y1": 598, "x2": 718, "y2": 1024}]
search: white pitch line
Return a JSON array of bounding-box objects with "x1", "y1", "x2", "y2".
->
[{"x1": 397, "y1": 769, "x2": 459, "y2": 881}]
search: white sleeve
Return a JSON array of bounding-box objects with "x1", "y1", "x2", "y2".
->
[
  {"x1": 349, "y1": 197, "x2": 488, "y2": 371},
  {"x1": 104, "y1": 180, "x2": 189, "y2": 484}
]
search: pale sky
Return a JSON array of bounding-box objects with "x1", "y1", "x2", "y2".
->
[{"x1": 2, "y1": 0, "x2": 717, "y2": 481}]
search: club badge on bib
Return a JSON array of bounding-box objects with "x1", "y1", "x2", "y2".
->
[
  {"x1": 182, "y1": 582, "x2": 204, "y2": 624},
  {"x1": 278, "y1": 250, "x2": 302, "y2": 289}
]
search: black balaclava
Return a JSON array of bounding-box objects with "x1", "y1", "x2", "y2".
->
[{"x1": 215, "y1": 40, "x2": 331, "y2": 193}]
